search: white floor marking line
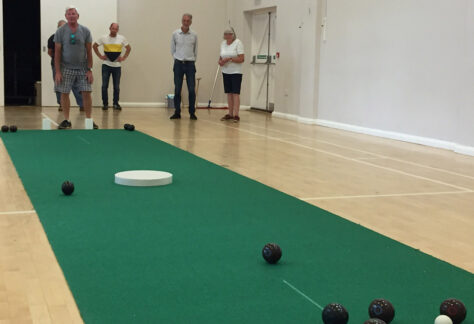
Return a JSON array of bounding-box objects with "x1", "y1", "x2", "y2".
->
[
  {"x1": 201, "y1": 120, "x2": 472, "y2": 192},
  {"x1": 356, "y1": 156, "x2": 387, "y2": 161},
  {"x1": 232, "y1": 120, "x2": 474, "y2": 181},
  {"x1": 161, "y1": 137, "x2": 266, "y2": 141},
  {"x1": 316, "y1": 138, "x2": 474, "y2": 181},
  {"x1": 41, "y1": 112, "x2": 59, "y2": 126},
  {"x1": 300, "y1": 190, "x2": 474, "y2": 201},
  {"x1": 0, "y1": 210, "x2": 36, "y2": 215},
  {"x1": 282, "y1": 280, "x2": 324, "y2": 311},
  {"x1": 76, "y1": 136, "x2": 91, "y2": 144}
]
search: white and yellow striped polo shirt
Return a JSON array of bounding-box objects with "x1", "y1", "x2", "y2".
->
[{"x1": 96, "y1": 34, "x2": 129, "y2": 67}]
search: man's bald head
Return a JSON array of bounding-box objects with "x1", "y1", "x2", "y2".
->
[
  {"x1": 57, "y1": 20, "x2": 66, "y2": 28},
  {"x1": 109, "y1": 23, "x2": 119, "y2": 37}
]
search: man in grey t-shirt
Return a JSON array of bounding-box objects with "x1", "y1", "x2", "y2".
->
[
  {"x1": 48, "y1": 19, "x2": 83, "y2": 111},
  {"x1": 54, "y1": 5, "x2": 97, "y2": 129}
]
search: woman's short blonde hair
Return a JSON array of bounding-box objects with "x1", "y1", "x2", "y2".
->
[{"x1": 223, "y1": 28, "x2": 236, "y2": 41}]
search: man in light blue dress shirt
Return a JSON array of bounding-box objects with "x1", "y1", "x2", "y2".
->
[{"x1": 170, "y1": 13, "x2": 198, "y2": 120}]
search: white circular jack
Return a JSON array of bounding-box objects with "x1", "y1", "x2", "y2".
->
[
  {"x1": 115, "y1": 170, "x2": 173, "y2": 187},
  {"x1": 434, "y1": 315, "x2": 453, "y2": 324}
]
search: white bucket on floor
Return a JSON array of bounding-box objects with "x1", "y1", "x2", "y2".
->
[
  {"x1": 42, "y1": 118, "x2": 51, "y2": 130},
  {"x1": 85, "y1": 118, "x2": 93, "y2": 130}
]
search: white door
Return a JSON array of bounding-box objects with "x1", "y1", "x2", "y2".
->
[
  {"x1": 250, "y1": 10, "x2": 276, "y2": 111},
  {"x1": 41, "y1": 0, "x2": 117, "y2": 107}
]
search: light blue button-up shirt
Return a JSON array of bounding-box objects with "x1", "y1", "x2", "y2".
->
[{"x1": 171, "y1": 28, "x2": 198, "y2": 61}]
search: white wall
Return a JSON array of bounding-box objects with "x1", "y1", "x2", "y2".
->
[
  {"x1": 228, "y1": 0, "x2": 323, "y2": 119},
  {"x1": 41, "y1": 0, "x2": 117, "y2": 107},
  {"x1": 117, "y1": 0, "x2": 228, "y2": 107},
  {"x1": 2, "y1": 0, "x2": 472, "y2": 154},
  {"x1": 318, "y1": 0, "x2": 474, "y2": 153},
  {"x1": 457, "y1": 1, "x2": 474, "y2": 150}
]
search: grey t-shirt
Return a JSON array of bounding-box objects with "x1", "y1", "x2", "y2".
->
[{"x1": 54, "y1": 24, "x2": 92, "y2": 69}]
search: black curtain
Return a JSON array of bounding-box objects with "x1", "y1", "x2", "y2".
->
[{"x1": 3, "y1": 0, "x2": 41, "y2": 105}]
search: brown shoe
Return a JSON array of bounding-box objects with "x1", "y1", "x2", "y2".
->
[
  {"x1": 233, "y1": 116, "x2": 240, "y2": 123},
  {"x1": 221, "y1": 114, "x2": 233, "y2": 121}
]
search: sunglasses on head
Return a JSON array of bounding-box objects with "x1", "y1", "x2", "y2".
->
[{"x1": 70, "y1": 33, "x2": 76, "y2": 45}]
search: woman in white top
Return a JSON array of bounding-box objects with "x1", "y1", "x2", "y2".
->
[{"x1": 219, "y1": 28, "x2": 245, "y2": 122}]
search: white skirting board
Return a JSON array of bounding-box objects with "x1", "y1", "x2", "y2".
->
[
  {"x1": 454, "y1": 144, "x2": 474, "y2": 157},
  {"x1": 120, "y1": 102, "x2": 167, "y2": 108},
  {"x1": 119, "y1": 102, "x2": 250, "y2": 110},
  {"x1": 272, "y1": 111, "x2": 474, "y2": 157}
]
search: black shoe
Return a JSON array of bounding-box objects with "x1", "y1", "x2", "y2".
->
[
  {"x1": 79, "y1": 106, "x2": 84, "y2": 112},
  {"x1": 93, "y1": 122, "x2": 99, "y2": 130},
  {"x1": 58, "y1": 105, "x2": 63, "y2": 111},
  {"x1": 113, "y1": 104, "x2": 122, "y2": 110},
  {"x1": 170, "y1": 114, "x2": 181, "y2": 120},
  {"x1": 58, "y1": 120, "x2": 72, "y2": 129},
  {"x1": 190, "y1": 114, "x2": 198, "y2": 120},
  {"x1": 102, "y1": 105, "x2": 109, "y2": 110}
]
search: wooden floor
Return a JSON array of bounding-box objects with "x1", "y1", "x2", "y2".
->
[{"x1": 1, "y1": 105, "x2": 473, "y2": 323}]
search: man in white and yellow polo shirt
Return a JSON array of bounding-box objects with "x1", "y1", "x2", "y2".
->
[{"x1": 93, "y1": 23, "x2": 131, "y2": 110}]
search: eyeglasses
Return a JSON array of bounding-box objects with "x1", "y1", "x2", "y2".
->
[{"x1": 70, "y1": 33, "x2": 76, "y2": 45}]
